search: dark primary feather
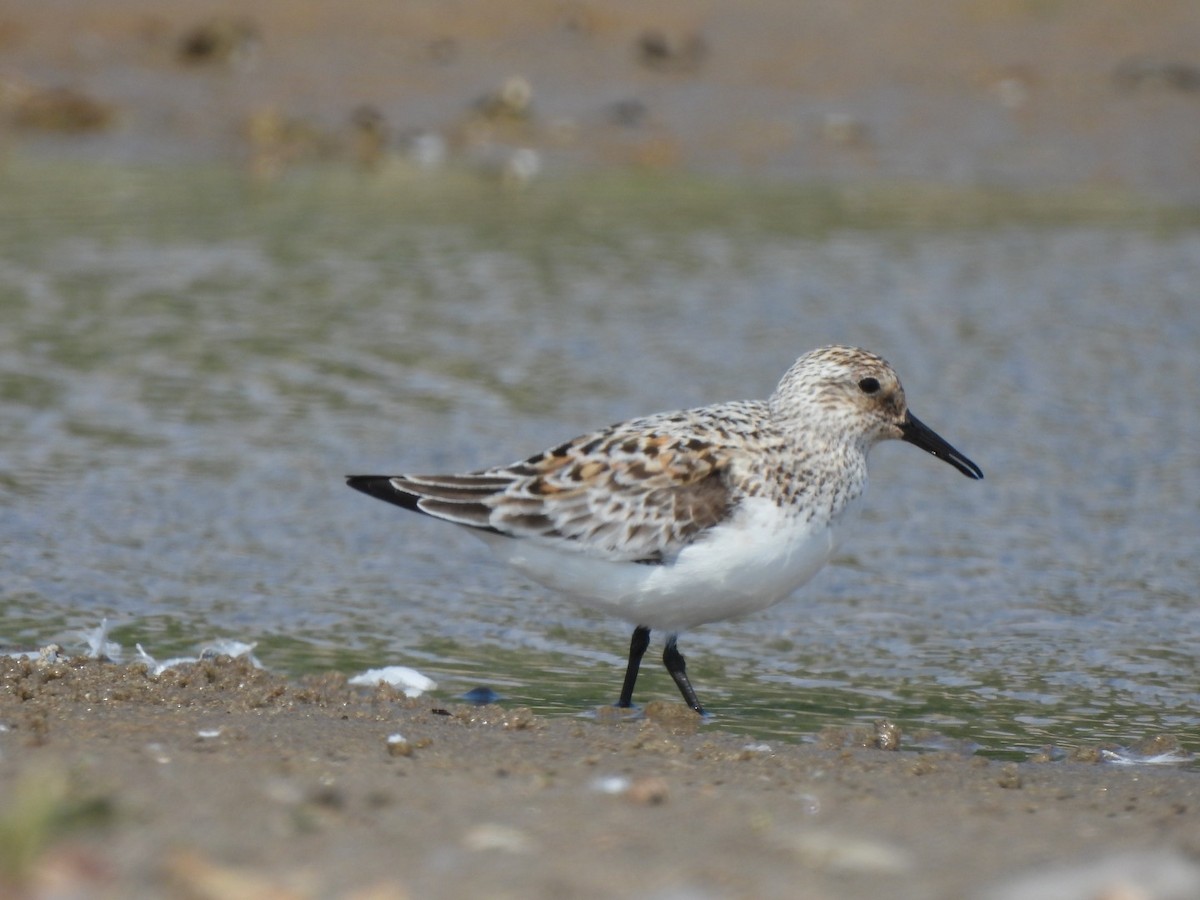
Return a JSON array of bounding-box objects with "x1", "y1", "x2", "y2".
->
[
  {"x1": 345, "y1": 475, "x2": 421, "y2": 512},
  {"x1": 346, "y1": 474, "x2": 506, "y2": 534}
]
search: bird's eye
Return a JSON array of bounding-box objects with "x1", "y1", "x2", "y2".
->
[{"x1": 858, "y1": 377, "x2": 881, "y2": 394}]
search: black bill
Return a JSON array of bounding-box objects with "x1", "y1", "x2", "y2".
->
[{"x1": 899, "y1": 412, "x2": 983, "y2": 480}]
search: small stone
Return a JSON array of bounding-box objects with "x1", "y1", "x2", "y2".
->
[
  {"x1": 1130, "y1": 733, "x2": 1181, "y2": 756},
  {"x1": 873, "y1": 719, "x2": 902, "y2": 751},
  {"x1": 308, "y1": 785, "x2": 346, "y2": 810},
  {"x1": 472, "y1": 75, "x2": 533, "y2": 120},
  {"x1": 908, "y1": 757, "x2": 937, "y2": 776},
  {"x1": 501, "y1": 707, "x2": 536, "y2": 730},
  {"x1": 635, "y1": 30, "x2": 708, "y2": 72},
  {"x1": 386, "y1": 734, "x2": 414, "y2": 757},
  {"x1": 997, "y1": 763, "x2": 1023, "y2": 789},
  {"x1": 11, "y1": 86, "x2": 116, "y2": 133},
  {"x1": 626, "y1": 776, "x2": 669, "y2": 805},
  {"x1": 453, "y1": 704, "x2": 536, "y2": 729},
  {"x1": 643, "y1": 700, "x2": 701, "y2": 733}
]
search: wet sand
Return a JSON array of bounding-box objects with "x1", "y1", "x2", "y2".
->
[
  {"x1": 3, "y1": 3, "x2": 1200, "y2": 898},
  {"x1": 2, "y1": 655, "x2": 1198, "y2": 899}
]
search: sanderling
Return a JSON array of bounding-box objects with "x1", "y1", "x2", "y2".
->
[{"x1": 348, "y1": 345, "x2": 982, "y2": 715}]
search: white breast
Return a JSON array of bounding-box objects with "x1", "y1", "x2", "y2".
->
[{"x1": 480, "y1": 494, "x2": 864, "y2": 632}]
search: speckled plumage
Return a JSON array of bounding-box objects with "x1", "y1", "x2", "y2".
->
[{"x1": 348, "y1": 345, "x2": 982, "y2": 714}]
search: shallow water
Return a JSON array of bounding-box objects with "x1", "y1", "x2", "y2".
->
[{"x1": 2, "y1": 161, "x2": 1198, "y2": 757}]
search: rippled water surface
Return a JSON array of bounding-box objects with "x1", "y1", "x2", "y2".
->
[{"x1": 2, "y1": 161, "x2": 1198, "y2": 757}]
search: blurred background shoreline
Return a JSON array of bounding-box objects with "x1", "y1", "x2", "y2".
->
[{"x1": 3, "y1": 0, "x2": 1199, "y2": 203}]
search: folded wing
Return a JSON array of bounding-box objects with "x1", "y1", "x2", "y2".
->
[{"x1": 347, "y1": 422, "x2": 736, "y2": 563}]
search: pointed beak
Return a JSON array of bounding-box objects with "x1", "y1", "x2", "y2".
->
[{"x1": 899, "y1": 412, "x2": 983, "y2": 480}]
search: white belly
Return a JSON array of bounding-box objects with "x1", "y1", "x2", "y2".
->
[{"x1": 480, "y1": 495, "x2": 862, "y2": 632}]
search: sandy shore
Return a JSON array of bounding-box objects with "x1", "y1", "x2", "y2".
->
[{"x1": 2, "y1": 654, "x2": 1198, "y2": 899}]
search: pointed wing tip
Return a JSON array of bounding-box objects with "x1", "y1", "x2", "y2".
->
[{"x1": 346, "y1": 475, "x2": 421, "y2": 511}]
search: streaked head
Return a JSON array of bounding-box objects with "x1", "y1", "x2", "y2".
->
[{"x1": 772, "y1": 345, "x2": 982, "y2": 479}]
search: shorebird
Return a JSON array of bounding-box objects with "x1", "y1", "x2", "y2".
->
[{"x1": 347, "y1": 345, "x2": 982, "y2": 715}]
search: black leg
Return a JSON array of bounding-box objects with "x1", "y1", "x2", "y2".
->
[
  {"x1": 663, "y1": 634, "x2": 705, "y2": 715},
  {"x1": 617, "y1": 625, "x2": 651, "y2": 708}
]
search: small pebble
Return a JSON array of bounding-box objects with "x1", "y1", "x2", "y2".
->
[
  {"x1": 386, "y1": 733, "x2": 413, "y2": 757},
  {"x1": 626, "y1": 776, "x2": 669, "y2": 806},
  {"x1": 997, "y1": 763, "x2": 1023, "y2": 789},
  {"x1": 873, "y1": 719, "x2": 902, "y2": 751}
]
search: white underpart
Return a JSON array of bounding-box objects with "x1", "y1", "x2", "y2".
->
[{"x1": 478, "y1": 494, "x2": 864, "y2": 632}]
